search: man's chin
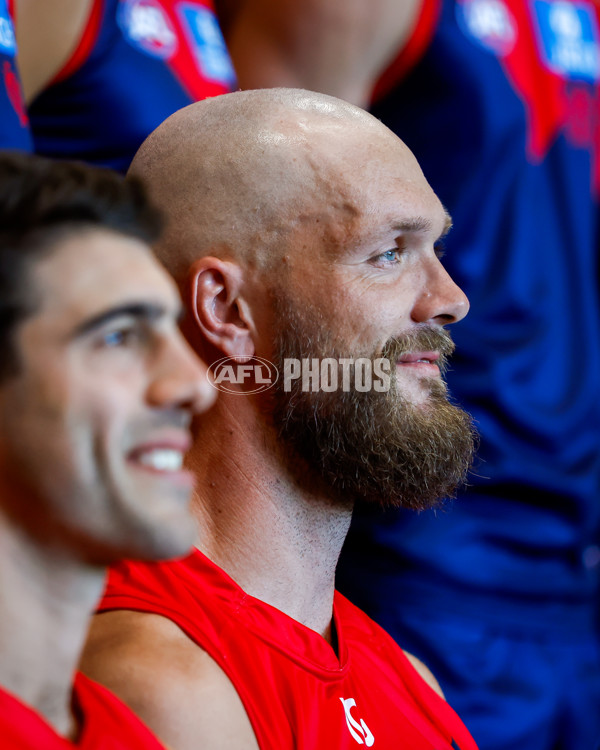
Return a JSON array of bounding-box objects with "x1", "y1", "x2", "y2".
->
[
  {"x1": 391, "y1": 372, "x2": 448, "y2": 408},
  {"x1": 273, "y1": 390, "x2": 476, "y2": 513}
]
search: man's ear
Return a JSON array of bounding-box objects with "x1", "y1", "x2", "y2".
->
[{"x1": 187, "y1": 257, "x2": 255, "y2": 359}]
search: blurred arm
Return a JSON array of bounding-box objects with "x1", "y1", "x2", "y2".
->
[{"x1": 15, "y1": 0, "x2": 93, "y2": 101}]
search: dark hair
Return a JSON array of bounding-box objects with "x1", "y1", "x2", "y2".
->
[{"x1": 0, "y1": 152, "x2": 163, "y2": 380}]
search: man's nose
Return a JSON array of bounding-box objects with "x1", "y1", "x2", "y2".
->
[
  {"x1": 411, "y1": 256, "x2": 469, "y2": 325},
  {"x1": 146, "y1": 331, "x2": 217, "y2": 414}
]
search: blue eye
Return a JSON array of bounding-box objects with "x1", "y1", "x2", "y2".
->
[
  {"x1": 375, "y1": 249, "x2": 401, "y2": 264},
  {"x1": 103, "y1": 330, "x2": 127, "y2": 347},
  {"x1": 101, "y1": 326, "x2": 138, "y2": 348}
]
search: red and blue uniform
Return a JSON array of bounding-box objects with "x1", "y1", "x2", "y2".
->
[
  {"x1": 0, "y1": 672, "x2": 167, "y2": 748},
  {"x1": 29, "y1": 0, "x2": 235, "y2": 172},
  {"x1": 0, "y1": 0, "x2": 32, "y2": 151},
  {"x1": 99, "y1": 549, "x2": 479, "y2": 750},
  {"x1": 338, "y1": 1, "x2": 600, "y2": 748}
]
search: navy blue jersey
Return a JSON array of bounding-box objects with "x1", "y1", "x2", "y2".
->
[
  {"x1": 29, "y1": 0, "x2": 235, "y2": 172},
  {"x1": 0, "y1": 0, "x2": 32, "y2": 151},
  {"x1": 339, "y1": 0, "x2": 600, "y2": 619}
]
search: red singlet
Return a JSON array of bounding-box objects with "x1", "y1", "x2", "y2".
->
[
  {"x1": 100, "y1": 549, "x2": 479, "y2": 749},
  {"x1": 0, "y1": 672, "x2": 166, "y2": 748}
]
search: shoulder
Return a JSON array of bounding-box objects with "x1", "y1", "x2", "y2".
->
[
  {"x1": 15, "y1": 0, "x2": 95, "y2": 100},
  {"x1": 81, "y1": 610, "x2": 259, "y2": 750},
  {"x1": 403, "y1": 652, "x2": 445, "y2": 699}
]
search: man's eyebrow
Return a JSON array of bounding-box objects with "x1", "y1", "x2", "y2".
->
[
  {"x1": 391, "y1": 211, "x2": 452, "y2": 238},
  {"x1": 73, "y1": 302, "x2": 175, "y2": 338},
  {"x1": 392, "y1": 217, "x2": 432, "y2": 233}
]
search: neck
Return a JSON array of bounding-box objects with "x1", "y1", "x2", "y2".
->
[
  {"x1": 0, "y1": 517, "x2": 106, "y2": 739},
  {"x1": 189, "y1": 399, "x2": 353, "y2": 640}
]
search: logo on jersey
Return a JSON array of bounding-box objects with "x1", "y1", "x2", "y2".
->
[
  {"x1": 340, "y1": 698, "x2": 374, "y2": 746},
  {"x1": 456, "y1": 0, "x2": 517, "y2": 56},
  {"x1": 533, "y1": 1, "x2": 600, "y2": 81},
  {"x1": 118, "y1": 0, "x2": 178, "y2": 60},
  {"x1": 0, "y1": 0, "x2": 17, "y2": 56},
  {"x1": 177, "y1": 3, "x2": 236, "y2": 85}
]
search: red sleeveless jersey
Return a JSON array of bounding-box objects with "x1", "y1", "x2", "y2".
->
[
  {"x1": 0, "y1": 672, "x2": 166, "y2": 748},
  {"x1": 100, "y1": 549, "x2": 478, "y2": 749}
]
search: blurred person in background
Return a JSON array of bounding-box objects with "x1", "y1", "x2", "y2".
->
[
  {"x1": 0, "y1": 152, "x2": 215, "y2": 747},
  {"x1": 15, "y1": 0, "x2": 236, "y2": 171},
  {"x1": 219, "y1": 1, "x2": 600, "y2": 748}
]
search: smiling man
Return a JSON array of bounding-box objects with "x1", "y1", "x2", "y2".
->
[
  {"x1": 82, "y1": 89, "x2": 478, "y2": 750},
  {"x1": 0, "y1": 152, "x2": 215, "y2": 748}
]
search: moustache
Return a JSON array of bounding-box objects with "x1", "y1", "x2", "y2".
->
[{"x1": 381, "y1": 327, "x2": 455, "y2": 376}]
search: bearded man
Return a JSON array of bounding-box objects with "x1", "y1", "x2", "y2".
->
[{"x1": 81, "y1": 88, "x2": 478, "y2": 750}]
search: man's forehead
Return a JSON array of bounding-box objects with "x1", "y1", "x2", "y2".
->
[
  {"x1": 312, "y1": 169, "x2": 449, "y2": 239},
  {"x1": 31, "y1": 229, "x2": 179, "y2": 319},
  {"x1": 311, "y1": 134, "x2": 435, "y2": 206}
]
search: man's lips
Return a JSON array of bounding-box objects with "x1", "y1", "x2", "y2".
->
[{"x1": 396, "y1": 351, "x2": 441, "y2": 373}]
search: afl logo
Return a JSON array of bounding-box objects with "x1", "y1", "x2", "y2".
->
[
  {"x1": 534, "y1": 0, "x2": 600, "y2": 82},
  {"x1": 118, "y1": 0, "x2": 178, "y2": 60},
  {"x1": 457, "y1": 0, "x2": 517, "y2": 57},
  {"x1": 0, "y1": 0, "x2": 17, "y2": 56},
  {"x1": 208, "y1": 357, "x2": 279, "y2": 394}
]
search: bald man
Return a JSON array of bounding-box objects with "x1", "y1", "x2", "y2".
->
[{"x1": 82, "y1": 89, "x2": 479, "y2": 750}]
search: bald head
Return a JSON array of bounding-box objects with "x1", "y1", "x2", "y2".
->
[{"x1": 129, "y1": 88, "x2": 422, "y2": 283}]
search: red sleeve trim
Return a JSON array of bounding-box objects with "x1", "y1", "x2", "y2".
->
[
  {"x1": 7, "y1": 0, "x2": 14, "y2": 21},
  {"x1": 371, "y1": 0, "x2": 441, "y2": 103},
  {"x1": 51, "y1": 0, "x2": 104, "y2": 85}
]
